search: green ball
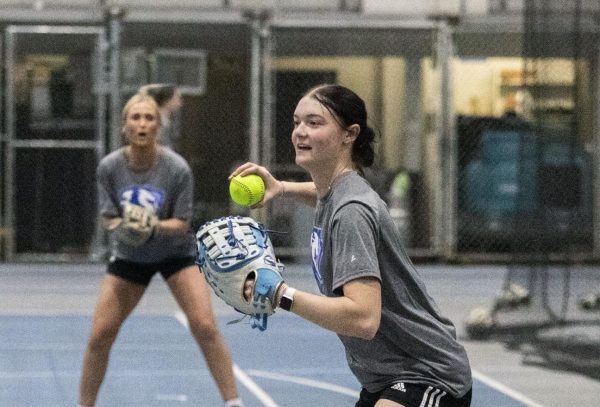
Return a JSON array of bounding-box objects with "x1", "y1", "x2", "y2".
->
[{"x1": 229, "y1": 174, "x2": 265, "y2": 206}]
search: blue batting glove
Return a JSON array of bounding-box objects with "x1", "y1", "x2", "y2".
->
[{"x1": 253, "y1": 267, "x2": 283, "y2": 311}]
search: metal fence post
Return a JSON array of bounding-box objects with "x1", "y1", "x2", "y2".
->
[
  {"x1": 248, "y1": 13, "x2": 262, "y2": 165},
  {"x1": 245, "y1": 9, "x2": 273, "y2": 222},
  {"x1": 594, "y1": 43, "x2": 600, "y2": 259},
  {"x1": 434, "y1": 18, "x2": 457, "y2": 259},
  {"x1": 260, "y1": 15, "x2": 273, "y2": 171},
  {"x1": 106, "y1": 5, "x2": 125, "y2": 154}
]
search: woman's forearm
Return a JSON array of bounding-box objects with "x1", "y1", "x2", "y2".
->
[{"x1": 280, "y1": 181, "x2": 318, "y2": 207}]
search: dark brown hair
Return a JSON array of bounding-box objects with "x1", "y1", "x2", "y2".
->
[
  {"x1": 138, "y1": 83, "x2": 178, "y2": 107},
  {"x1": 304, "y1": 84, "x2": 376, "y2": 170}
]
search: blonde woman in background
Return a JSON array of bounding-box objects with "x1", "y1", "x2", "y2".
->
[{"x1": 78, "y1": 93, "x2": 243, "y2": 407}]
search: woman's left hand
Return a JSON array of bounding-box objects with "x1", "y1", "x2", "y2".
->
[{"x1": 243, "y1": 274, "x2": 255, "y2": 301}]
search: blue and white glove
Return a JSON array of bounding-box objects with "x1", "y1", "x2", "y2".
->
[{"x1": 196, "y1": 216, "x2": 284, "y2": 331}]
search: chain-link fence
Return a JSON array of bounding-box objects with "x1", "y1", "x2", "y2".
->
[
  {"x1": 1, "y1": 2, "x2": 599, "y2": 262},
  {"x1": 461, "y1": 1, "x2": 600, "y2": 363},
  {"x1": 454, "y1": 1, "x2": 596, "y2": 258}
]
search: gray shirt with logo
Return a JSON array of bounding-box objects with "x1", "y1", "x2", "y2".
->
[
  {"x1": 311, "y1": 171, "x2": 472, "y2": 397},
  {"x1": 97, "y1": 147, "x2": 196, "y2": 263}
]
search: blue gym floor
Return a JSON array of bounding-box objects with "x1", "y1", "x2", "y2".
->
[
  {"x1": 1, "y1": 313, "x2": 527, "y2": 407},
  {"x1": 1, "y1": 262, "x2": 598, "y2": 406}
]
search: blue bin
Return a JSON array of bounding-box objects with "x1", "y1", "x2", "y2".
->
[{"x1": 481, "y1": 129, "x2": 537, "y2": 165}]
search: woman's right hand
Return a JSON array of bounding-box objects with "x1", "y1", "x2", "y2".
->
[{"x1": 229, "y1": 162, "x2": 285, "y2": 208}]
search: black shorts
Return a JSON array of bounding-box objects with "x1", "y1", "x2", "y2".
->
[
  {"x1": 356, "y1": 383, "x2": 471, "y2": 407},
  {"x1": 107, "y1": 256, "x2": 197, "y2": 286}
]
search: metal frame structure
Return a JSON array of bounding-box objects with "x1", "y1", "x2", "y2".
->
[
  {"x1": 4, "y1": 24, "x2": 107, "y2": 261},
  {"x1": 0, "y1": 3, "x2": 596, "y2": 261},
  {"x1": 0, "y1": 36, "x2": 7, "y2": 260},
  {"x1": 433, "y1": 18, "x2": 457, "y2": 259},
  {"x1": 151, "y1": 48, "x2": 208, "y2": 96},
  {"x1": 119, "y1": 47, "x2": 147, "y2": 94},
  {"x1": 595, "y1": 43, "x2": 600, "y2": 259}
]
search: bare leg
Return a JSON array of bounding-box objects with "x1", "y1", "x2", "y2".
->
[
  {"x1": 167, "y1": 266, "x2": 239, "y2": 402},
  {"x1": 375, "y1": 400, "x2": 406, "y2": 407},
  {"x1": 79, "y1": 274, "x2": 146, "y2": 406}
]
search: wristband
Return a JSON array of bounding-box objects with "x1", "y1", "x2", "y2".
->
[{"x1": 278, "y1": 286, "x2": 296, "y2": 311}]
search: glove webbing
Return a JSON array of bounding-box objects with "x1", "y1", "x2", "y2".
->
[
  {"x1": 204, "y1": 225, "x2": 255, "y2": 255},
  {"x1": 201, "y1": 224, "x2": 260, "y2": 268}
]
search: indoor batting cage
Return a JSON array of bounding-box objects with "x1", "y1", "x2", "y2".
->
[
  {"x1": 462, "y1": 0, "x2": 600, "y2": 377},
  {"x1": 0, "y1": 2, "x2": 456, "y2": 261},
  {"x1": 0, "y1": 0, "x2": 599, "y2": 389},
  {"x1": 0, "y1": 1, "x2": 598, "y2": 268},
  {"x1": 456, "y1": 1, "x2": 594, "y2": 258}
]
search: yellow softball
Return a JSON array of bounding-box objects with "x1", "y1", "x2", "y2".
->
[{"x1": 229, "y1": 174, "x2": 265, "y2": 206}]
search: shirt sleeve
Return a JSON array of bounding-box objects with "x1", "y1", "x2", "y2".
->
[
  {"x1": 96, "y1": 162, "x2": 119, "y2": 217},
  {"x1": 330, "y1": 202, "x2": 381, "y2": 292}
]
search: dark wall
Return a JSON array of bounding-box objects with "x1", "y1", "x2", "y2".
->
[{"x1": 180, "y1": 54, "x2": 249, "y2": 223}]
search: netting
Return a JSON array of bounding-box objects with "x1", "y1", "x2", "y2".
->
[
  {"x1": 464, "y1": 1, "x2": 600, "y2": 375},
  {"x1": 457, "y1": 0, "x2": 595, "y2": 255}
]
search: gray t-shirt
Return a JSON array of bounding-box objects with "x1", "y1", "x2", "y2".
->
[
  {"x1": 97, "y1": 147, "x2": 196, "y2": 263},
  {"x1": 311, "y1": 171, "x2": 472, "y2": 397}
]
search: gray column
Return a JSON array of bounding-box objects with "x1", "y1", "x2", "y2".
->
[
  {"x1": 106, "y1": 5, "x2": 125, "y2": 153},
  {"x1": 434, "y1": 19, "x2": 457, "y2": 259},
  {"x1": 248, "y1": 12, "x2": 262, "y2": 165},
  {"x1": 245, "y1": 10, "x2": 273, "y2": 223},
  {"x1": 260, "y1": 15, "x2": 274, "y2": 170},
  {"x1": 404, "y1": 56, "x2": 423, "y2": 172},
  {"x1": 593, "y1": 46, "x2": 600, "y2": 259}
]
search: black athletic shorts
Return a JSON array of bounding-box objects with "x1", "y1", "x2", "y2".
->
[
  {"x1": 355, "y1": 382, "x2": 471, "y2": 407},
  {"x1": 107, "y1": 256, "x2": 197, "y2": 286}
]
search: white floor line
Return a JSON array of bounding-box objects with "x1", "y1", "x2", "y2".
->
[
  {"x1": 233, "y1": 365, "x2": 280, "y2": 407},
  {"x1": 173, "y1": 311, "x2": 279, "y2": 407},
  {"x1": 472, "y1": 369, "x2": 546, "y2": 407},
  {"x1": 247, "y1": 369, "x2": 360, "y2": 398}
]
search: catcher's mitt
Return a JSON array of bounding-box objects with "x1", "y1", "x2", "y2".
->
[
  {"x1": 114, "y1": 202, "x2": 159, "y2": 247},
  {"x1": 196, "y1": 216, "x2": 284, "y2": 331}
]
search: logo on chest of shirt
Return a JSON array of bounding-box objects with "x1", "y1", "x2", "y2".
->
[
  {"x1": 120, "y1": 185, "x2": 165, "y2": 212},
  {"x1": 311, "y1": 227, "x2": 325, "y2": 294}
]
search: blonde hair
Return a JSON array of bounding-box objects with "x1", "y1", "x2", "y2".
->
[{"x1": 121, "y1": 93, "x2": 161, "y2": 128}]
